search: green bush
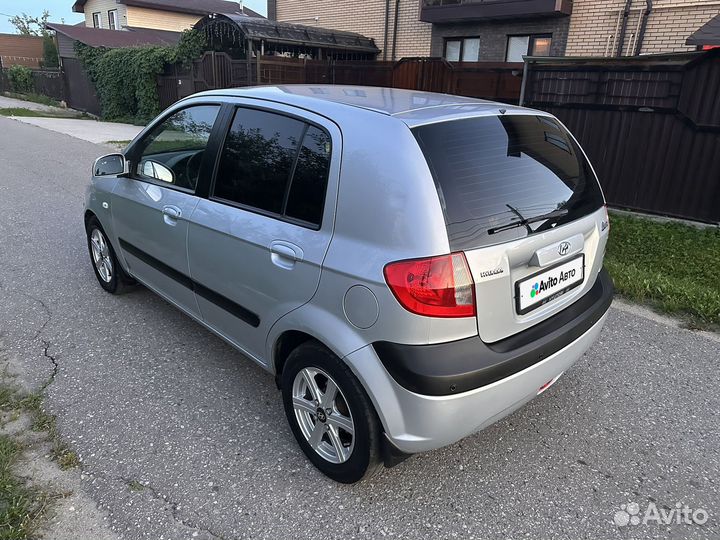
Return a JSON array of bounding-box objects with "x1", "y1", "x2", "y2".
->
[
  {"x1": 42, "y1": 34, "x2": 59, "y2": 68},
  {"x1": 7, "y1": 64, "x2": 33, "y2": 94},
  {"x1": 76, "y1": 29, "x2": 205, "y2": 123}
]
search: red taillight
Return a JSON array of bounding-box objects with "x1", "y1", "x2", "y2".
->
[{"x1": 384, "y1": 253, "x2": 476, "y2": 318}]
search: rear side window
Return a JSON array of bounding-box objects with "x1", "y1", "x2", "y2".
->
[
  {"x1": 213, "y1": 108, "x2": 331, "y2": 227},
  {"x1": 285, "y1": 126, "x2": 331, "y2": 225},
  {"x1": 413, "y1": 115, "x2": 604, "y2": 251}
]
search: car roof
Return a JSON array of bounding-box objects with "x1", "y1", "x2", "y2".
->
[{"x1": 192, "y1": 85, "x2": 538, "y2": 127}]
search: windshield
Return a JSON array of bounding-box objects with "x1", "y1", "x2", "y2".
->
[{"x1": 413, "y1": 114, "x2": 604, "y2": 251}]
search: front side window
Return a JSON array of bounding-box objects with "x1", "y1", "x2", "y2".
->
[
  {"x1": 134, "y1": 105, "x2": 220, "y2": 191},
  {"x1": 213, "y1": 108, "x2": 331, "y2": 227},
  {"x1": 444, "y1": 37, "x2": 480, "y2": 62},
  {"x1": 92, "y1": 12, "x2": 101, "y2": 28},
  {"x1": 506, "y1": 34, "x2": 553, "y2": 62},
  {"x1": 108, "y1": 9, "x2": 117, "y2": 30}
]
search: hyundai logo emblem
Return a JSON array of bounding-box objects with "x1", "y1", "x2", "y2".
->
[{"x1": 558, "y1": 242, "x2": 571, "y2": 256}]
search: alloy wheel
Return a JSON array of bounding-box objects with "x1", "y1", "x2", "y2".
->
[
  {"x1": 90, "y1": 228, "x2": 113, "y2": 283},
  {"x1": 292, "y1": 367, "x2": 355, "y2": 464}
]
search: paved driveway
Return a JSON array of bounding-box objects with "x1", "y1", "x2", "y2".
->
[{"x1": 0, "y1": 117, "x2": 718, "y2": 540}]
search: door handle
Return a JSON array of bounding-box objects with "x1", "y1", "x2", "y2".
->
[
  {"x1": 162, "y1": 205, "x2": 182, "y2": 224},
  {"x1": 270, "y1": 241, "x2": 302, "y2": 270}
]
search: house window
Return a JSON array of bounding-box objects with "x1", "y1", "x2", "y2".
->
[
  {"x1": 506, "y1": 34, "x2": 553, "y2": 62},
  {"x1": 92, "y1": 12, "x2": 101, "y2": 28},
  {"x1": 108, "y1": 10, "x2": 118, "y2": 30},
  {"x1": 444, "y1": 37, "x2": 481, "y2": 62}
]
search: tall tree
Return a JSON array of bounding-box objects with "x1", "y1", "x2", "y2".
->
[{"x1": 10, "y1": 10, "x2": 51, "y2": 36}]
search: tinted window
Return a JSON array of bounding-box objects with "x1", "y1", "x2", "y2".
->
[
  {"x1": 285, "y1": 126, "x2": 331, "y2": 225},
  {"x1": 135, "y1": 105, "x2": 219, "y2": 191},
  {"x1": 214, "y1": 108, "x2": 305, "y2": 214},
  {"x1": 413, "y1": 115, "x2": 604, "y2": 251}
]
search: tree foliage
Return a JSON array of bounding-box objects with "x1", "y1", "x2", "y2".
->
[
  {"x1": 7, "y1": 65, "x2": 34, "y2": 94},
  {"x1": 75, "y1": 30, "x2": 206, "y2": 122},
  {"x1": 42, "y1": 35, "x2": 59, "y2": 68},
  {"x1": 10, "y1": 10, "x2": 51, "y2": 36}
]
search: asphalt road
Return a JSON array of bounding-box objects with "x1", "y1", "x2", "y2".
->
[{"x1": 1, "y1": 116, "x2": 718, "y2": 540}]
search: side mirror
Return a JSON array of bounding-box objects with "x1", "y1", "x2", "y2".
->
[{"x1": 93, "y1": 153, "x2": 129, "y2": 177}]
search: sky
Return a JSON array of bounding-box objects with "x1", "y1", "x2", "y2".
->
[{"x1": 0, "y1": 0, "x2": 267, "y2": 33}]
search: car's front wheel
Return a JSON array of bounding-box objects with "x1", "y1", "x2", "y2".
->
[
  {"x1": 281, "y1": 341, "x2": 383, "y2": 483},
  {"x1": 86, "y1": 216, "x2": 134, "y2": 294}
]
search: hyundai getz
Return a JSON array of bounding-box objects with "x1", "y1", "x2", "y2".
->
[{"x1": 84, "y1": 86, "x2": 613, "y2": 483}]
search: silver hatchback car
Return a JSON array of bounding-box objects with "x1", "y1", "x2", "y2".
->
[{"x1": 85, "y1": 86, "x2": 613, "y2": 483}]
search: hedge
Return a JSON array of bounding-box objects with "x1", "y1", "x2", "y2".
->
[{"x1": 76, "y1": 30, "x2": 205, "y2": 122}]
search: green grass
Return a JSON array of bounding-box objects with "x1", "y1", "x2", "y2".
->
[
  {"x1": 0, "y1": 434, "x2": 45, "y2": 540},
  {"x1": 0, "y1": 379, "x2": 80, "y2": 539},
  {"x1": 2, "y1": 92, "x2": 62, "y2": 108},
  {"x1": 605, "y1": 213, "x2": 720, "y2": 329},
  {"x1": 0, "y1": 108, "x2": 87, "y2": 119}
]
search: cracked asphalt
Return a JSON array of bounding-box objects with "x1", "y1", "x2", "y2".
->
[{"x1": 1, "y1": 116, "x2": 719, "y2": 539}]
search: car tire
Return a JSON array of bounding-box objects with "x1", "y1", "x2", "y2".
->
[
  {"x1": 281, "y1": 341, "x2": 383, "y2": 483},
  {"x1": 85, "y1": 216, "x2": 134, "y2": 294}
]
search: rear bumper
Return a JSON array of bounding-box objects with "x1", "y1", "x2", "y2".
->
[
  {"x1": 374, "y1": 268, "x2": 614, "y2": 396},
  {"x1": 343, "y1": 269, "x2": 613, "y2": 454}
]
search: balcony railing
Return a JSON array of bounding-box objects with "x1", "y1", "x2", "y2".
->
[{"x1": 419, "y1": 0, "x2": 573, "y2": 23}]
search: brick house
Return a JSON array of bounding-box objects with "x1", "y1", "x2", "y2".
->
[
  {"x1": 270, "y1": 0, "x2": 720, "y2": 61},
  {"x1": 269, "y1": 0, "x2": 573, "y2": 61},
  {"x1": 566, "y1": 0, "x2": 720, "y2": 56}
]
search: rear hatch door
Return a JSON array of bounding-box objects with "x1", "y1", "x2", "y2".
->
[{"x1": 413, "y1": 113, "x2": 608, "y2": 343}]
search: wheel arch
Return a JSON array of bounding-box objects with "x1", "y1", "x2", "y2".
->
[{"x1": 273, "y1": 330, "x2": 317, "y2": 384}]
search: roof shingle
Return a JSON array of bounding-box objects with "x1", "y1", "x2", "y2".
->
[{"x1": 46, "y1": 23, "x2": 181, "y2": 48}]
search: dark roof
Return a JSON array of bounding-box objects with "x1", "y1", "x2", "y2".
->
[
  {"x1": 196, "y1": 13, "x2": 379, "y2": 53},
  {"x1": 687, "y1": 14, "x2": 720, "y2": 46},
  {"x1": 72, "y1": 0, "x2": 263, "y2": 17},
  {"x1": 46, "y1": 23, "x2": 181, "y2": 48}
]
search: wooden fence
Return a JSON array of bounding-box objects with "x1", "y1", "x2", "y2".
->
[
  {"x1": 522, "y1": 49, "x2": 720, "y2": 224},
  {"x1": 0, "y1": 67, "x2": 64, "y2": 101},
  {"x1": 157, "y1": 53, "x2": 524, "y2": 109}
]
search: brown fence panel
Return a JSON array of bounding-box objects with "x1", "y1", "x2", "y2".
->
[
  {"x1": 450, "y1": 62, "x2": 523, "y2": 102},
  {"x1": 259, "y1": 56, "x2": 307, "y2": 84},
  {"x1": 332, "y1": 60, "x2": 393, "y2": 86},
  {"x1": 523, "y1": 50, "x2": 720, "y2": 223},
  {"x1": 62, "y1": 57, "x2": 100, "y2": 115},
  {"x1": 31, "y1": 69, "x2": 64, "y2": 101}
]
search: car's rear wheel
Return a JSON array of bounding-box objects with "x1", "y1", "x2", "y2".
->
[
  {"x1": 86, "y1": 216, "x2": 134, "y2": 294},
  {"x1": 281, "y1": 341, "x2": 383, "y2": 483}
]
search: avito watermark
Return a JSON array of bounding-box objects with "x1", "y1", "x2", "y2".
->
[{"x1": 614, "y1": 501, "x2": 708, "y2": 527}]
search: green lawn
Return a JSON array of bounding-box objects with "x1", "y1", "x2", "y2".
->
[
  {"x1": 0, "y1": 108, "x2": 87, "y2": 119},
  {"x1": 605, "y1": 213, "x2": 720, "y2": 329}
]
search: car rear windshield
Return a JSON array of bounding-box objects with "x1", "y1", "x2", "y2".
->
[{"x1": 413, "y1": 114, "x2": 604, "y2": 251}]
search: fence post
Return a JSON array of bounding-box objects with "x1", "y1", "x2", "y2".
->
[{"x1": 519, "y1": 57, "x2": 530, "y2": 106}]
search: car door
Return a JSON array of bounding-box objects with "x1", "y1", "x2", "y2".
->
[
  {"x1": 187, "y1": 102, "x2": 340, "y2": 364},
  {"x1": 111, "y1": 103, "x2": 221, "y2": 317}
]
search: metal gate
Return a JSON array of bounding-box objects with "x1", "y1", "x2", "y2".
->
[{"x1": 62, "y1": 57, "x2": 101, "y2": 115}]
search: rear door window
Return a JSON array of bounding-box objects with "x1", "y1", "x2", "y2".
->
[
  {"x1": 285, "y1": 126, "x2": 331, "y2": 225},
  {"x1": 213, "y1": 108, "x2": 305, "y2": 214},
  {"x1": 212, "y1": 107, "x2": 331, "y2": 227},
  {"x1": 413, "y1": 114, "x2": 604, "y2": 251}
]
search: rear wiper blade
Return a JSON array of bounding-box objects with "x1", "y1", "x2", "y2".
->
[{"x1": 488, "y1": 209, "x2": 569, "y2": 235}]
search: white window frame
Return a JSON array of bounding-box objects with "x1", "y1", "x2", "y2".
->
[
  {"x1": 108, "y1": 9, "x2": 118, "y2": 30},
  {"x1": 444, "y1": 37, "x2": 481, "y2": 62},
  {"x1": 92, "y1": 12, "x2": 102, "y2": 28}
]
